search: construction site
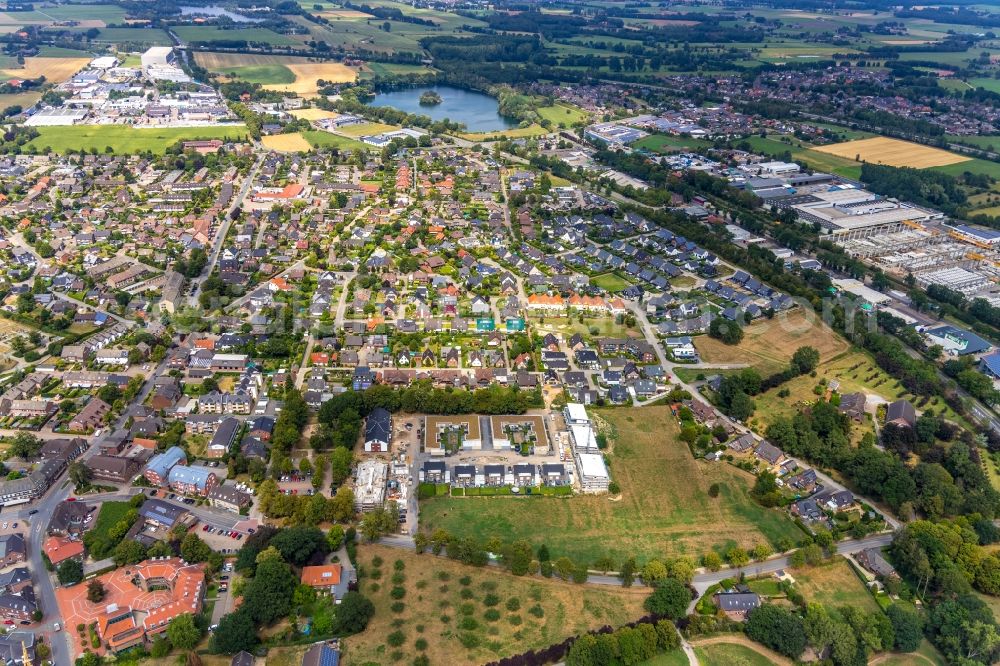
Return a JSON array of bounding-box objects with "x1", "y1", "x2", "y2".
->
[{"x1": 821, "y1": 218, "x2": 1000, "y2": 301}]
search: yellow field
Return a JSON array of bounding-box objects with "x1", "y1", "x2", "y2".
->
[
  {"x1": 694, "y1": 308, "x2": 850, "y2": 376},
  {"x1": 262, "y1": 62, "x2": 357, "y2": 96},
  {"x1": 261, "y1": 132, "x2": 312, "y2": 152},
  {"x1": 337, "y1": 122, "x2": 399, "y2": 137},
  {"x1": 812, "y1": 136, "x2": 969, "y2": 168},
  {"x1": 288, "y1": 108, "x2": 338, "y2": 121},
  {"x1": 0, "y1": 57, "x2": 89, "y2": 83}
]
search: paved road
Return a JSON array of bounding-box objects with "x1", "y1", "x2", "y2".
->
[
  {"x1": 377, "y1": 531, "x2": 894, "y2": 591},
  {"x1": 188, "y1": 152, "x2": 265, "y2": 307}
]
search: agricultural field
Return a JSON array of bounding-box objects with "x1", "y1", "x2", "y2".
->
[
  {"x1": 219, "y1": 64, "x2": 296, "y2": 85},
  {"x1": 0, "y1": 91, "x2": 41, "y2": 111},
  {"x1": 0, "y1": 57, "x2": 89, "y2": 84},
  {"x1": 288, "y1": 108, "x2": 339, "y2": 121},
  {"x1": 262, "y1": 62, "x2": 358, "y2": 95},
  {"x1": 793, "y1": 557, "x2": 881, "y2": 614},
  {"x1": 812, "y1": 136, "x2": 970, "y2": 168},
  {"x1": 261, "y1": 132, "x2": 313, "y2": 152},
  {"x1": 174, "y1": 26, "x2": 301, "y2": 48},
  {"x1": 342, "y1": 544, "x2": 648, "y2": 666},
  {"x1": 591, "y1": 272, "x2": 633, "y2": 292},
  {"x1": 363, "y1": 62, "x2": 436, "y2": 78},
  {"x1": 419, "y1": 406, "x2": 803, "y2": 565},
  {"x1": 199, "y1": 51, "x2": 359, "y2": 94},
  {"x1": 693, "y1": 309, "x2": 850, "y2": 377},
  {"x1": 93, "y1": 28, "x2": 172, "y2": 46},
  {"x1": 302, "y1": 130, "x2": 367, "y2": 150},
  {"x1": 25, "y1": 125, "x2": 248, "y2": 155}
]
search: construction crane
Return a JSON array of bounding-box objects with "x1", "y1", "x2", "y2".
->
[{"x1": 950, "y1": 229, "x2": 994, "y2": 250}]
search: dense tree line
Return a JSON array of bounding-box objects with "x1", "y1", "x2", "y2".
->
[
  {"x1": 892, "y1": 520, "x2": 1000, "y2": 662},
  {"x1": 859, "y1": 163, "x2": 966, "y2": 214},
  {"x1": 767, "y1": 398, "x2": 1000, "y2": 520}
]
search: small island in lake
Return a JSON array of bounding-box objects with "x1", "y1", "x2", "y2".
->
[{"x1": 419, "y1": 90, "x2": 443, "y2": 106}]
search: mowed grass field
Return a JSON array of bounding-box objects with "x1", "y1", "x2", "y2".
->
[
  {"x1": 261, "y1": 132, "x2": 313, "y2": 152},
  {"x1": 25, "y1": 125, "x2": 248, "y2": 154},
  {"x1": 536, "y1": 102, "x2": 589, "y2": 126},
  {"x1": 419, "y1": 406, "x2": 802, "y2": 564},
  {"x1": 343, "y1": 544, "x2": 649, "y2": 666},
  {"x1": 694, "y1": 308, "x2": 850, "y2": 377},
  {"x1": 794, "y1": 557, "x2": 881, "y2": 614},
  {"x1": 812, "y1": 136, "x2": 970, "y2": 168},
  {"x1": 0, "y1": 57, "x2": 89, "y2": 83},
  {"x1": 592, "y1": 272, "x2": 633, "y2": 292}
]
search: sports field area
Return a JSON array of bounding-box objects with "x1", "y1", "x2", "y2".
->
[
  {"x1": 419, "y1": 406, "x2": 802, "y2": 565},
  {"x1": 25, "y1": 125, "x2": 248, "y2": 154},
  {"x1": 812, "y1": 136, "x2": 969, "y2": 168},
  {"x1": 694, "y1": 309, "x2": 849, "y2": 376},
  {"x1": 261, "y1": 132, "x2": 313, "y2": 152},
  {"x1": 343, "y1": 544, "x2": 649, "y2": 666}
]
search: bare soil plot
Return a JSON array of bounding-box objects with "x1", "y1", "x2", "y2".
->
[
  {"x1": 342, "y1": 544, "x2": 647, "y2": 666},
  {"x1": 693, "y1": 308, "x2": 850, "y2": 376},
  {"x1": 261, "y1": 132, "x2": 312, "y2": 152},
  {"x1": 811, "y1": 136, "x2": 969, "y2": 168}
]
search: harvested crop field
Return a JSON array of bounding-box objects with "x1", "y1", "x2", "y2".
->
[
  {"x1": 812, "y1": 136, "x2": 969, "y2": 168},
  {"x1": 288, "y1": 108, "x2": 339, "y2": 121},
  {"x1": 0, "y1": 57, "x2": 88, "y2": 83},
  {"x1": 263, "y1": 62, "x2": 357, "y2": 95},
  {"x1": 197, "y1": 53, "x2": 357, "y2": 94},
  {"x1": 261, "y1": 132, "x2": 313, "y2": 152},
  {"x1": 694, "y1": 308, "x2": 849, "y2": 376}
]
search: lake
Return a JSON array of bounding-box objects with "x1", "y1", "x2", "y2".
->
[
  {"x1": 367, "y1": 85, "x2": 518, "y2": 133},
  {"x1": 179, "y1": 5, "x2": 262, "y2": 23}
]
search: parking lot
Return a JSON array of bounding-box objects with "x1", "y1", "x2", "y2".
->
[{"x1": 192, "y1": 522, "x2": 250, "y2": 552}]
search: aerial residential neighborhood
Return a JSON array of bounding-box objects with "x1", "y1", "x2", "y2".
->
[{"x1": 0, "y1": 0, "x2": 998, "y2": 665}]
